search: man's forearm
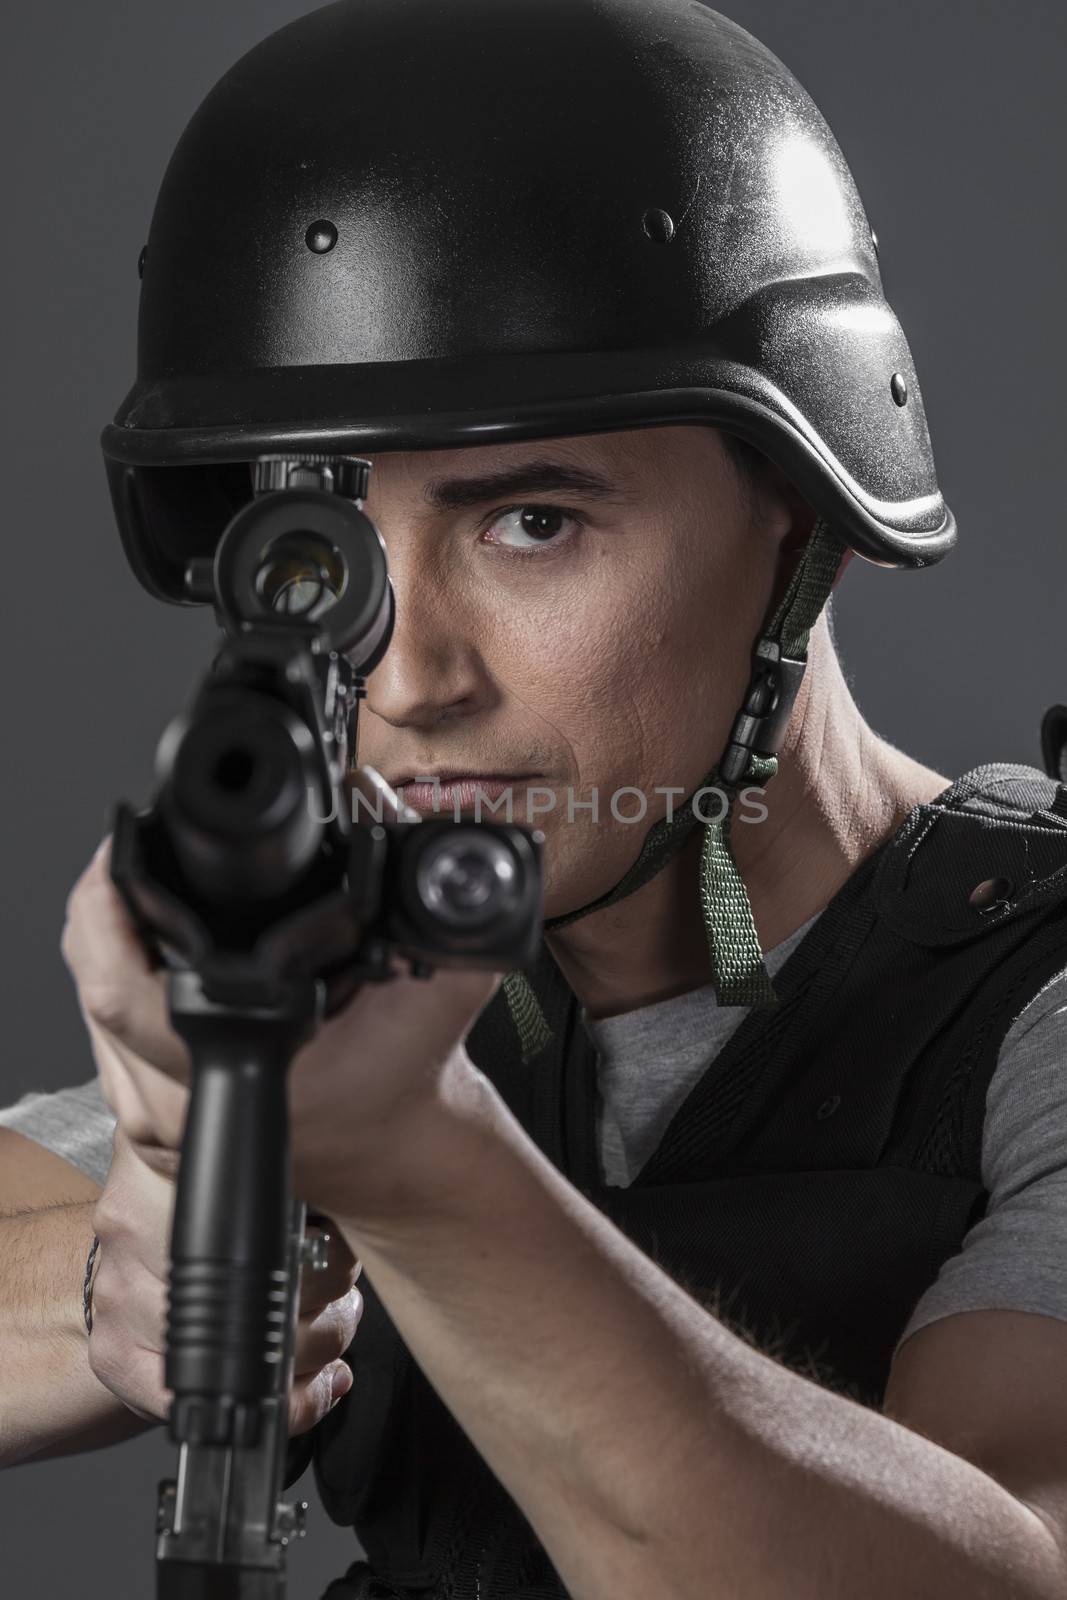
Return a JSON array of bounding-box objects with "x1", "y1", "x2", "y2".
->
[
  {"x1": 336, "y1": 1068, "x2": 1066, "y2": 1600},
  {"x1": 0, "y1": 1201, "x2": 154, "y2": 1467}
]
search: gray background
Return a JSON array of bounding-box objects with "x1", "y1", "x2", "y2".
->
[{"x1": 1, "y1": 0, "x2": 1064, "y2": 1593}]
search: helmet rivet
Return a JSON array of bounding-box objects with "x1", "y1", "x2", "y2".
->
[
  {"x1": 642, "y1": 207, "x2": 675, "y2": 244},
  {"x1": 137, "y1": 245, "x2": 147, "y2": 279},
  {"x1": 968, "y1": 876, "x2": 1014, "y2": 912},
  {"x1": 305, "y1": 220, "x2": 338, "y2": 254},
  {"x1": 890, "y1": 372, "x2": 908, "y2": 406}
]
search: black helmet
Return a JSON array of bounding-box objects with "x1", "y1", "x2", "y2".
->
[{"x1": 102, "y1": 0, "x2": 954, "y2": 604}]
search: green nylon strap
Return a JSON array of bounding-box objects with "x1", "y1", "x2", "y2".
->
[
  {"x1": 695, "y1": 515, "x2": 847, "y2": 1010},
  {"x1": 500, "y1": 968, "x2": 554, "y2": 1062},
  {"x1": 502, "y1": 515, "x2": 848, "y2": 1062},
  {"x1": 502, "y1": 771, "x2": 720, "y2": 1062},
  {"x1": 769, "y1": 516, "x2": 849, "y2": 661},
  {"x1": 698, "y1": 750, "x2": 780, "y2": 1007}
]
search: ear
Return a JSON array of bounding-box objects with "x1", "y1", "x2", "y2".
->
[{"x1": 760, "y1": 464, "x2": 819, "y2": 618}]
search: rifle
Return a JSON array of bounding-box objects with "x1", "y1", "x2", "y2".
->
[{"x1": 109, "y1": 454, "x2": 542, "y2": 1597}]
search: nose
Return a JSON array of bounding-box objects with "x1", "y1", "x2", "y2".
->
[{"x1": 363, "y1": 563, "x2": 490, "y2": 734}]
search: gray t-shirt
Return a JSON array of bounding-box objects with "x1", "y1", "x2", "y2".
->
[
  {"x1": 4, "y1": 915, "x2": 1067, "y2": 1364},
  {"x1": 0, "y1": 1078, "x2": 118, "y2": 1188},
  {"x1": 585, "y1": 914, "x2": 821, "y2": 1190}
]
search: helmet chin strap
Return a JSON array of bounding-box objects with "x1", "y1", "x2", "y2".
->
[{"x1": 502, "y1": 516, "x2": 848, "y2": 1063}]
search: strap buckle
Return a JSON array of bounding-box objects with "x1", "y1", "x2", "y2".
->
[{"x1": 719, "y1": 636, "x2": 806, "y2": 786}]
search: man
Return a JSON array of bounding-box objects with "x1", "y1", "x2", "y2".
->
[{"x1": 3, "y1": 2, "x2": 1067, "y2": 1597}]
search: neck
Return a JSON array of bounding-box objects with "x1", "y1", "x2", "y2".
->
[{"x1": 547, "y1": 616, "x2": 951, "y2": 1020}]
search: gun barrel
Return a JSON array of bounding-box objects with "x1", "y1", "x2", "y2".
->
[{"x1": 160, "y1": 688, "x2": 323, "y2": 903}]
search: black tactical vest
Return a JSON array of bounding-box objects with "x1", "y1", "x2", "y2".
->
[{"x1": 303, "y1": 763, "x2": 1067, "y2": 1600}]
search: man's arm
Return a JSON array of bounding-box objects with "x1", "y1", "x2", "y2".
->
[
  {"x1": 0, "y1": 1129, "x2": 157, "y2": 1467},
  {"x1": 336, "y1": 1071, "x2": 1067, "y2": 1600}
]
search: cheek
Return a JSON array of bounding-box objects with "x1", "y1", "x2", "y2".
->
[
  {"x1": 485, "y1": 567, "x2": 676, "y2": 783},
  {"x1": 635, "y1": 537, "x2": 773, "y2": 780}
]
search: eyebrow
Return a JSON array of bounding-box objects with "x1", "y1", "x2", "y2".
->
[{"x1": 423, "y1": 458, "x2": 630, "y2": 511}]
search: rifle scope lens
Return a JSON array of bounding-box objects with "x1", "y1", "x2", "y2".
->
[{"x1": 254, "y1": 532, "x2": 346, "y2": 620}]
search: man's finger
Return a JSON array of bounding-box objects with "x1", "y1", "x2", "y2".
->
[
  {"x1": 289, "y1": 1360, "x2": 353, "y2": 1436},
  {"x1": 292, "y1": 1289, "x2": 363, "y2": 1378},
  {"x1": 89, "y1": 1019, "x2": 190, "y2": 1151},
  {"x1": 62, "y1": 842, "x2": 190, "y2": 1081}
]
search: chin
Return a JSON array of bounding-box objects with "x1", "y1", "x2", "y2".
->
[{"x1": 539, "y1": 859, "x2": 612, "y2": 928}]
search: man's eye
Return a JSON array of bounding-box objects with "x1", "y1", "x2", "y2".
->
[{"x1": 482, "y1": 505, "x2": 581, "y2": 552}]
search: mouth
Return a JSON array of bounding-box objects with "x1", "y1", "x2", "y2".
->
[{"x1": 391, "y1": 773, "x2": 546, "y2": 814}]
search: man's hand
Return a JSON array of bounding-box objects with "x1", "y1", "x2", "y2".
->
[
  {"x1": 88, "y1": 1124, "x2": 362, "y2": 1433},
  {"x1": 59, "y1": 767, "x2": 502, "y2": 1222}
]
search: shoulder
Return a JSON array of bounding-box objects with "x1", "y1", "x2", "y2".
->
[
  {"x1": 894, "y1": 963, "x2": 1067, "y2": 1352},
  {"x1": 980, "y1": 965, "x2": 1067, "y2": 1201}
]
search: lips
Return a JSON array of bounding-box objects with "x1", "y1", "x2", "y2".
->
[{"x1": 394, "y1": 774, "x2": 543, "y2": 814}]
